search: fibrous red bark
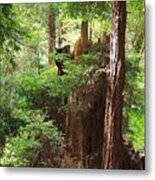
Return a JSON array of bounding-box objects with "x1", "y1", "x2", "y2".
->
[
  {"x1": 102, "y1": 1, "x2": 126, "y2": 169},
  {"x1": 81, "y1": 21, "x2": 88, "y2": 52}
]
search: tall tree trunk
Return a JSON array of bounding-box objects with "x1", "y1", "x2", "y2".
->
[
  {"x1": 61, "y1": 21, "x2": 89, "y2": 167},
  {"x1": 88, "y1": 27, "x2": 93, "y2": 48},
  {"x1": 63, "y1": 90, "x2": 84, "y2": 168},
  {"x1": 73, "y1": 21, "x2": 88, "y2": 60},
  {"x1": 48, "y1": 7, "x2": 55, "y2": 65},
  {"x1": 81, "y1": 21, "x2": 88, "y2": 52},
  {"x1": 58, "y1": 21, "x2": 63, "y2": 48},
  {"x1": 102, "y1": 1, "x2": 126, "y2": 169}
]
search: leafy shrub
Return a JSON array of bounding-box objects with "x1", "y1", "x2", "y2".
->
[
  {"x1": 0, "y1": 112, "x2": 63, "y2": 167},
  {"x1": 124, "y1": 108, "x2": 144, "y2": 150}
]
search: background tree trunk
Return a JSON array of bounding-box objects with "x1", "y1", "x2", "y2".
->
[
  {"x1": 81, "y1": 21, "x2": 88, "y2": 52},
  {"x1": 102, "y1": 1, "x2": 126, "y2": 169},
  {"x1": 88, "y1": 27, "x2": 93, "y2": 48},
  {"x1": 48, "y1": 7, "x2": 55, "y2": 65},
  {"x1": 58, "y1": 21, "x2": 63, "y2": 48},
  {"x1": 73, "y1": 21, "x2": 88, "y2": 60}
]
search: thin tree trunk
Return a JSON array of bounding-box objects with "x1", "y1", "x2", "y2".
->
[
  {"x1": 48, "y1": 7, "x2": 55, "y2": 65},
  {"x1": 73, "y1": 21, "x2": 88, "y2": 60},
  {"x1": 102, "y1": 1, "x2": 126, "y2": 169},
  {"x1": 81, "y1": 21, "x2": 88, "y2": 52},
  {"x1": 58, "y1": 21, "x2": 63, "y2": 48},
  {"x1": 88, "y1": 27, "x2": 93, "y2": 48}
]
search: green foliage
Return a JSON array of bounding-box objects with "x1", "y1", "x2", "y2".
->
[
  {"x1": 124, "y1": 108, "x2": 144, "y2": 150},
  {"x1": 0, "y1": 112, "x2": 63, "y2": 167},
  {"x1": 0, "y1": 68, "x2": 65, "y2": 162},
  {"x1": 0, "y1": 4, "x2": 29, "y2": 57},
  {"x1": 0, "y1": 54, "x2": 91, "y2": 162},
  {"x1": 123, "y1": 0, "x2": 145, "y2": 150},
  {"x1": 0, "y1": 4, "x2": 15, "y2": 46},
  {"x1": 60, "y1": 2, "x2": 110, "y2": 21},
  {"x1": 125, "y1": 51, "x2": 144, "y2": 112},
  {"x1": 0, "y1": 108, "x2": 26, "y2": 152}
]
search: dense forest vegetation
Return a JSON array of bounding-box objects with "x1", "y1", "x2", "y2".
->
[{"x1": 0, "y1": 1, "x2": 145, "y2": 169}]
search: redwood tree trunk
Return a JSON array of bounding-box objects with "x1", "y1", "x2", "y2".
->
[
  {"x1": 48, "y1": 7, "x2": 55, "y2": 65},
  {"x1": 102, "y1": 1, "x2": 126, "y2": 169},
  {"x1": 58, "y1": 21, "x2": 63, "y2": 48},
  {"x1": 73, "y1": 21, "x2": 88, "y2": 60},
  {"x1": 81, "y1": 21, "x2": 88, "y2": 52},
  {"x1": 62, "y1": 91, "x2": 84, "y2": 168},
  {"x1": 61, "y1": 21, "x2": 89, "y2": 167}
]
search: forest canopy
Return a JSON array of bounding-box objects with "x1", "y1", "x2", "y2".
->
[{"x1": 0, "y1": 1, "x2": 145, "y2": 169}]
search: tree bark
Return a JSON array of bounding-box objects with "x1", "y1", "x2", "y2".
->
[
  {"x1": 102, "y1": 1, "x2": 126, "y2": 169},
  {"x1": 73, "y1": 21, "x2": 88, "y2": 60},
  {"x1": 81, "y1": 21, "x2": 88, "y2": 52},
  {"x1": 48, "y1": 7, "x2": 55, "y2": 65},
  {"x1": 58, "y1": 21, "x2": 63, "y2": 48},
  {"x1": 88, "y1": 27, "x2": 93, "y2": 48},
  {"x1": 62, "y1": 90, "x2": 84, "y2": 168}
]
